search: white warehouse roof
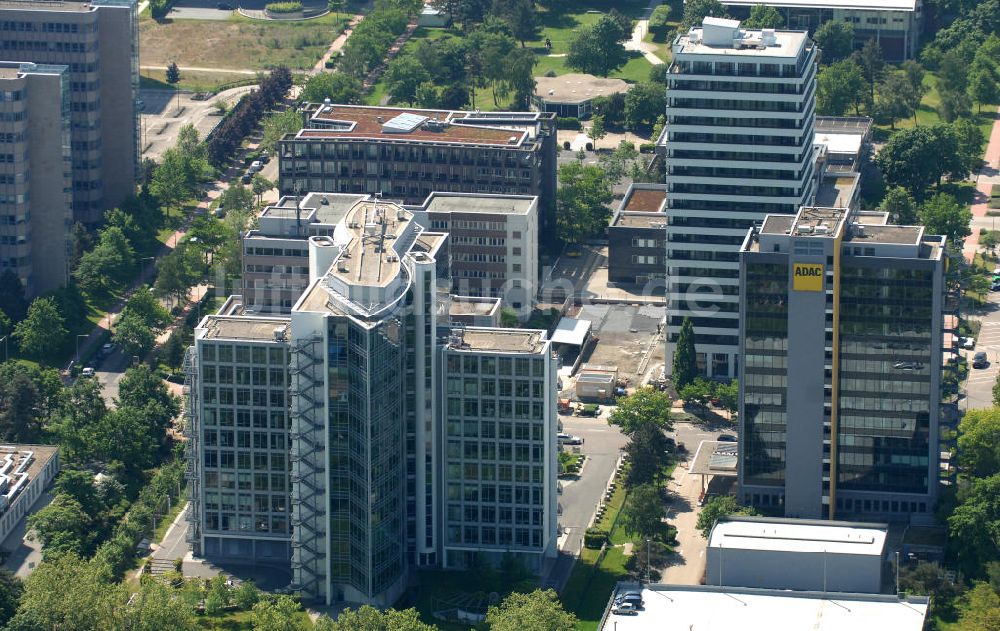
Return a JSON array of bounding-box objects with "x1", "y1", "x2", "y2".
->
[
  {"x1": 600, "y1": 585, "x2": 928, "y2": 631},
  {"x1": 709, "y1": 516, "x2": 887, "y2": 556},
  {"x1": 551, "y1": 317, "x2": 591, "y2": 346}
]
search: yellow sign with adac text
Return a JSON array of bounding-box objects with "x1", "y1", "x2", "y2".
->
[{"x1": 792, "y1": 263, "x2": 824, "y2": 291}]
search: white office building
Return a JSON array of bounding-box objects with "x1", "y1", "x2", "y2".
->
[{"x1": 661, "y1": 17, "x2": 818, "y2": 378}]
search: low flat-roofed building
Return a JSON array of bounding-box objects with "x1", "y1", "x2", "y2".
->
[
  {"x1": 599, "y1": 583, "x2": 928, "y2": 631},
  {"x1": 815, "y1": 116, "x2": 873, "y2": 173},
  {"x1": 447, "y1": 295, "x2": 501, "y2": 327},
  {"x1": 707, "y1": 516, "x2": 887, "y2": 593},
  {"x1": 532, "y1": 74, "x2": 631, "y2": 119},
  {"x1": 0, "y1": 445, "x2": 60, "y2": 551},
  {"x1": 607, "y1": 184, "x2": 666, "y2": 287},
  {"x1": 717, "y1": 0, "x2": 923, "y2": 60}
]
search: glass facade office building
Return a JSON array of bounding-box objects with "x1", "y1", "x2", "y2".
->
[{"x1": 738, "y1": 207, "x2": 945, "y2": 520}]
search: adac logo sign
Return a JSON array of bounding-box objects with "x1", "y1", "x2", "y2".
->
[{"x1": 792, "y1": 263, "x2": 824, "y2": 291}]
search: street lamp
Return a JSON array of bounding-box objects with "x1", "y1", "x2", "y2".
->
[
  {"x1": 0, "y1": 335, "x2": 7, "y2": 363},
  {"x1": 646, "y1": 538, "x2": 651, "y2": 585}
]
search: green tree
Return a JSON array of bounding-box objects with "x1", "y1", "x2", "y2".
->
[
  {"x1": 715, "y1": 379, "x2": 738, "y2": 417},
  {"x1": 150, "y1": 148, "x2": 193, "y2": 215},
  {"x1": 901, "y1": 60, "x2": 929, "y2": 125},
  {"x1": 0, "y1": 371, "x2": 42, "y2": 442},
  {"x1": 957, "y1": 582, "x2": 1000, "y2": 631},
  {"x1": 126, "y1": 577, "x2": 198, "y2": 631},
  {"x1": 166, "y1": 61, "x2": 180, "y2": 85},
  {"x1": 92, "y1": 406, "x2": 164, "y2": 472},
  {"x1": 672, "y1": 316, "x2": 697, "y2": 390},
  {"x1": 679, "y1": 377, "x2": 714, "y2": 414},
  {"x1": 958, "y1": 408, "x2": 1000, "y2": 477},
  {"x1": 968, "y1": 65, "x2": 999, "y2": 113},
  {"x1": 566, "y1": 15, "x2": 629, "y2": 77},
  {"x1": 13, "y1": 297, "x2": 67, "y2": 359},
  {"x1": 6, "y1": 555, "x2": 123, "y2": 630},
  {"x1": 154, "y1": 244, "x2": 202, "y2": 304},
  {"x1": 586, "y1": 115, "x2": 606, "y2": 145},
  {"x1": 414, "y1": 81, "x2": 440, "y2": 108},
  {"x1": 251, "y1": 595, "x2": 305, "y2": 631},
  {"x1": 261, "y1": 109, "x2": 303, "y2": 153},
  {"x1": 54, "y1": 470, "x2": 104, "y2": 518},
  {"x1": 491, "y1": 0, "x2": 539, "y2": 46},
  {"x1": 696, "y1": 495, "x2": 758, "y2": 539},
  {"x1": 875, "y1": 73, "x2": 919, "y2": 128},
  {"x1": 27, "y1": 494, "x2": 94, "y2": 558},
  {"x1": 301, "y1": 72, "x2": 362, "y2": 104},
  {"x1": 625, "y1": 421, "x2": 671, "y2": 487},
  {"x1": 384, "y1": 55, "x2": 431, "y2": 105},
  {"x1": 620, "y1": 483, "x2": 666, "y2": 540},
  {"x1": 122, "y1": 286, "x2": 171, "y2": 330},
  {"x1": 555, "y1": 162, "x2": 613, "y2": 243},
  {"x1": 623, "y1": 82, "x2": 666, "y2": 132},
  {"x1": 854, "y1": 39, "x2": 885, "y2": 103},
  {"x1": 74, "y1": 225, "x2": 136, "y2": 295},
  {"x1": 918, "y1": 192, "x2": 971, "y2": 243},
  {"x1": 938, "y1": 50, "x2": 972, "y2": 121},
  {"x1": 743, "y1": 4, "x2": 784, "y2": 28},
  {"x1": 234, "y1": 581, "x2": 261, "y2": 611},
  {"x1": 117, "y1": 364, "x2": 179, "y2": 422},
  {"x1": 875, "y1": 124, "x2": 959, "y2": 198},
  {"x1": 218, "y1": 181, "x2": 256, "y2": 217},
  {"x1": 485, "y1": 589, "x2": 577, "y2": 631},
  {"x1": 0, "y1": 569, "x2": 21, "y2": 628},
  {"x1": 647, "y1": 4, "x2": 673, "y2": 41},
  {"x1": 0, "y1": 269, "x2": 28, "y2": 322},
  {"x1": 113, "y1": 313, "x2": 156, "y2": 360},
  {"x1": 952, "y1": 117, "x2": 986, "y2": 175},
  {"x1": 317, "y1": 605, "x2": 438, "y2": 630},
  {"x1": 817, "y1": 58, "x2": 866, "y2": 116},
  {"x1": 681, "y1": 0, "x2": 726, "y2": 28},
  {"x1": 609, "y1": 388, "x2": 673, "y2": 435},
  {"x1": 598, "y1": 140, "x2": 639, "y2": 183},
  {"x1": 880, "y1": 186, "x2": 919, "y2": 225},
  {"x1": 813, "y1": 20, "x2": 854, "y2": 63},
  {"x1": 949, "y1": 473, "x2": 1000, "y2": 576},
  {"x1": 252, "y1": 174, "x2": 275, "y2": 206}
]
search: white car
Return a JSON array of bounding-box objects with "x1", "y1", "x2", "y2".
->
[
  {"x1": 558, "y1": 433, "x2": 584, "y2": 445},
  {"x1": 962, "y1": 337, "x2": 976, "y2": 350},
  {"x1": 612, "y1": 602, "x2": 639, "y2": 616},
  {"x1": 81, "y1": 367, "x2": 96, "y2": 378},
  {"x1": 250, "y1": 160, "x2": 263, "y2": 172}
]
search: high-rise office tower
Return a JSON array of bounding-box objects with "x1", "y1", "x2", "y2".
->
[
  {"x1": 661, "y1": 17, "x2": 818, "y2": 378},
  {"x1": 0, "y1": 0, "x2": 139, "y2": 225},
  {"x1": 0, "y1": 61, "x2": 72, "y2": 297},
  {"x1": 738, "y1": 206, "x2": 945, "y2": 520},
  {"x1": 187, "y1": 195, "x2": 558, "y2": 607}
]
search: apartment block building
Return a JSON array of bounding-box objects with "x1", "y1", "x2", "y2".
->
[
  {"x1": 278, "y1": 105, "x2": 557, "y2": 242},
  {"x1": 440, "y1": 327, "x2": 558, "y2": 571},
  {"x1": 738, "y1": 206, "x2": 945, "y2": 520},
  {"x1": 661, "y1": 17, "x2": 818, "y2": 379},
  {"x1": 242, "y1": 191, "x2": 539, "y2": 314},
  {"x1": 719, "y1": 0, "x2": 923, "y2": 60},
  {"x1": 0, "y1": 61, "x2": 72, "y2": 297},
  {"x1": 607, "y1": 184, "x2": 667, "y2": 287},
  {"x1": 411, "y1": 192, "x2": 538, "y2": 309},
  {"x1": 188, "y1": 194, "x2": 557, "y2": 607},
  {"x1": 0, "y1": 0, "x2": 138, "y2": 225}
]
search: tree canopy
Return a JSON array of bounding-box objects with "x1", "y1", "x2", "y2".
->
[
  {"x1": 301, "y1": 72, "x2": 363, "y2": 104},
  {"x1": 609, "y1": 389, "x2": 673, "y2": 435},
  {"x1": 672, "y1": 317, "x2": 697, "y2": 390},
  {"x1": 555, "y1": 162, "x2": 613, "y2": 244},
  {"x1": 566, "y1": 15, "x2": 629, "y2": 77},
  {"x1": 485, "y1": 589, "x2": 577, "y2": 631},
  {"x1": 696, "y1": 495, "x2": 758, "y2": 539}
]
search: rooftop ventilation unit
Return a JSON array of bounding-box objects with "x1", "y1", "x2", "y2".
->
[
  {"x1": 273, "y1": 326, "x2": 285, "y2": 342},
  {"x1": 761, "y1": 28, "x2": 777, "y2": 46}
]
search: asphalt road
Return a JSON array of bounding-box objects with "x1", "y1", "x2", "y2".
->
[
  {"x1": 546, "y1": 411, "x2": 627, "y2": 590},
  {"x1": 94, "y1": 347, "x2": 133, "y2": 405},
  {"x1": 965, "y1": 301, "x2": 1000, "y2": 410}
]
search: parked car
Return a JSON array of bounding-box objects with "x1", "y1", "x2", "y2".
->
[
  {"x1": 974, "y1": 351, "x2": 989, "y2": 369},
  {"x1": 615, "y1": 591, "x2": 644, "y2": 607},
  {"x1": 577, "y1": 403, "x2": 601, "y2": 417},
  {"x1": 557, "y1": 432, "x2": 584, "y2": 445},
  {"x1": 962, "y1": 337, "x2": 976, "y2": 350},
  {"x1": 99, "y1": 342, "x2": 114, "y2": 357},
  {"x1": 81, "y1": 367, "x2": 96, "y2": 378},
  {"x1": 241, "y1": 172, "x2": 253, "y2": 184},
  {"x1": 260, "y1": 150, "x2": 270, "y2": 163},
  {"x1": 717, "y1": 434, "x2": 737, "y2": 442},
  {"x1": 249, "y1": 160, "x2": 263, "y2": 173},
  {"x1": 992, "y1": 279, "x2": 1000, "y2": 291},
  {"x1": 612, "y1": 602, "x2": 639, "y2": 616}
]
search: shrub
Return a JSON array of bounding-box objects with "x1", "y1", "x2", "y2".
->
[
  {"x1": 544, "y1": 69, "x2": 557, "y2": 77},
  {"x1": 584, "y1": 528, "x2": 609, "y2": 549},
  {"x1": 557, "y1": 117, "x2": 582, "y2": 130},
  {"x1": 585, "y1": 142, "x2": 593, "y2": 151},
  {"x1": 639, "y1": 142, "x2": 657, "y2": 153},
  {"x1": 562, "y1": 140, "x2": 571, "y2": 150},
  {"x1": 266, "y1": 1, "x2": 302, "y2": 12}
]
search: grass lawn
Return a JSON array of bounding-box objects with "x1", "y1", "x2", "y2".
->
[
  {"x1": 195, "y1": 609, "x2": 312, "y2": 630},
  {"x1": 141, "y1": 68, "x2": 255, "y2": 93},
  {"x1": 876, "y1": 72, "x2": 996, "y2": 144},
  {"x1": 139, "y1": 13, "x2": 349, "y2": 73}
]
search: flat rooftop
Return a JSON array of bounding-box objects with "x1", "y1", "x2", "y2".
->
[
  {"x1": 814, "y1": 131, "x2": 863, "y2": 156},
  {"x1": 675, "y1": 21, "x2": 809, "y2": 58},
  {"x1": 600, "y1": 585, "x2": 928, "y2": 631},
  {"x1": 534, "y1": 73, "x2": 630, "y2": 104},
  {"x1": 449, "y1": 298, "x2": 500, "y2": 316},
  {"x1": 622, "y1": 187, "x2": 666, "y2": 213},
  {"x1": 709, "y1": 516, "x2": 887, "y2": 555},
  {"x1": 332, "y1": 200, "x2": 412, "y2": 287},
  {"x1": 689, "y1": 440, "x2": 738, "y2": 477},
  {"x1": 815, "y1": 116, "x2": 873, "y2": 135},
  {"x1": 0, "y1": 0, "x2": 97, "y2": 12},
  {"x1": 720, "y1": 0, "x2": 916, "y2": 10},
  {"x1": 447, "y1": 328, "x2": 546, "y2": 353},
  {"x1": 422, "y1": 193, "x2": 535, "y2": 216},
  {"x1": 613, "y1": 212, "x2": 667, "y2": 229},
  {"x1": 815, "y1": 173, "x2": 859, "y2": 208},
  {"x1": 262, "y1": 193, "x2": 366, "y2": 226},
  {"x1": 199, "y1": 316, "x2": 290, "y2": 342},
  {"x1": 845, "y1": 224, "x2": 922, "y2": 245},
  {"x1": 299, "y1": 105, "x2": 530, "y2": 147}
]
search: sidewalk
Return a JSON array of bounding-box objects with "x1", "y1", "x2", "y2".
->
[
  {"x1": 624, "y1": 0, "x2": 666, "y2": 65},
  {"x1": 311, "y1": 14, "x2": 363, "y2": 74},
  {"x1": 964, "y1": 105, "x2": 1000, "y2": 263}
]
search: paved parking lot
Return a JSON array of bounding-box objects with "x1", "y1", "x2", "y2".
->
[{"x1": 965, "y1": 301, "x2": 1000, "y2": 409}]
